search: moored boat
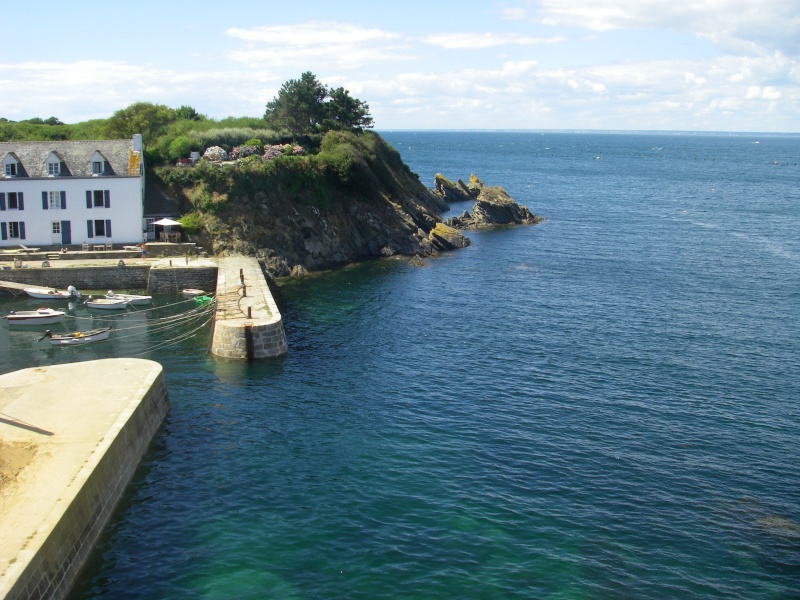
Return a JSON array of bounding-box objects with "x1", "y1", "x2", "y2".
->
[
  {"x1": 84, "y1": 297, "x2": 129, "y2": 310},
  {"x1": 3, "y1": 307, "x2": 66, "y2": 325},
  {"x1": 24, "y1": 285, "x2": 81, "y2": 300},
  {"x1": 104, "y1": 290, "x2": 152, "y2": 306},
  {"x1": 39, "y1": 327, "x2": 112, "y2": 346},
  {"x1": 182, "y1": 288, "x2": 207, "y2": 297}
]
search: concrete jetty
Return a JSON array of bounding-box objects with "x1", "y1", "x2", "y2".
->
[
  {"x1": 0, "y1": 359, "x2": 169, "y2": 600},
  {"x1": 210, "y1": 256, "x2": 288, "y2": 359}
]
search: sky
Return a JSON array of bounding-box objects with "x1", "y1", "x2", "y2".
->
[{"x1": 1, "y1": 0, "x2": 799, "y2": 132}]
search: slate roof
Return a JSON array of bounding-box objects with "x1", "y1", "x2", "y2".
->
[{"x1": 0, "y1": 139, "x2": 137, "y2": 178}]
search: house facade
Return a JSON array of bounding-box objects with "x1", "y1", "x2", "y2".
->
[{"x1": 0, "y1": 135, "x2": 145, "y2": 247}]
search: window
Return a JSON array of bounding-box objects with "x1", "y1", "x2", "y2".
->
[
  {"x1": 92, "y1": 161, "x2": 103, "y2": 174},
  {"x1": 145, "y1": 217, "x2": 155, "y2": 235},
  {"x1": 49, "y1": 191, "x2": 62, "y2": 209},
  {"x1": 4, "y1": 163, "x2": 17, "y2": 176},
  {"x1": 93, "y1": 190, "x2": 104, "y2": 207},
  {"x1": 9, "y1": 222, "x2": 21, "y2": 238},
  {"x1": 52, "y1": 222, "x2": 61, "y2": 235},
  {"x1": 47, "y1": 161, "x2": 60, "y2": 176},
  {"x1": 8, "y1": 192, "x2": 19, "y2": 209}
]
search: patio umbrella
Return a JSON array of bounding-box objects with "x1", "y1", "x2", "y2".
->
[{"x1": 152, "y1": 217, "x2": 181, "y2": 241}]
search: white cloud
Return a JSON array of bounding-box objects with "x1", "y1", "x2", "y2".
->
[
  {"x1": 420, "y1": 32, "x2": 565, "y2": 49},
  {"x1": 531, "y1": 0, "x2": 800, "y2": 57},
  {"x1": 225, "y1": 22, "x2": 415, "y2": 69}
]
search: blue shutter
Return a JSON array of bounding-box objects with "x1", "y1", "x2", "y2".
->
[
  {"x1": 18, "y1": 193, "x2": 23, "y2": 211},
  {"x1": 105, "y1": 220, "x2": 112, "y2": 238},
  {"x1": 0, "y1": 193, "x2": 5, "y2": 211},
  {"x1": 86, "y1": 191, "x2": 92, "y2": 208},
  {"x1": 42, "y1": 191, "x2": 48, "y2": 210},
  {"x1": 1, "y1": 223, "x2": 6, "y2": 240},
  {"x1": 61, "y1": 221, "x2": 72, "y2": 244},
  {"x1": 87, "y1": 220, "x2": 94, "y2": 238},
  {"x1": 19, "y1": 222, "x2": 25, "y2": 240},
  {"x1": 104, "y1": 190, "x2": 110, "y2": 208},
  {"x1": 61, "y1": 191, "x2": 67, "y2": 209}
]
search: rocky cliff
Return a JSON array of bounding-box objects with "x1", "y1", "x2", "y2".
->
[{"x1": 153, "y1": 134, "x2": 540, "y2": 278}]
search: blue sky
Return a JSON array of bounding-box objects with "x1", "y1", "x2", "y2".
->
[{"x1": 2, "y1": 0, "x2": 798, "y2": 132}]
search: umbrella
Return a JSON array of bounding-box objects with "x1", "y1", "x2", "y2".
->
[
  {"x1": 152, "y1": 217, "x2": 181, "y2": 242},
  {"x1": 152, "y1": 218, "x2": 181, "y2": 227}
]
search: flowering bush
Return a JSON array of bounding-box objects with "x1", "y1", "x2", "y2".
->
[
  {"x1": 230, "y1": 145, "x2": 261, "y2": 160},
  {"x1": 202, "y1": 146, "x2": 229, "y2": 162},
  {"x1": 291, "y1": 145, "x2": 304, "y2": 156},
  {"x1": 262, "y1": 145, "x2": 284, "y2": 161}
]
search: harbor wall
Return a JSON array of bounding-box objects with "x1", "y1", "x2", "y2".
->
[
  {"x1": 146, "y1": 266, "x2": 217, "y2": 295},
  {"x1": 210, "y1": 256, "x2": 288, "y2": 360},
  {"x1": 0, "y1": 265, "x2": 217, "y2": 295},
  {"x1": 0, "y1": 360, "x2": 170, "y2": 600}
]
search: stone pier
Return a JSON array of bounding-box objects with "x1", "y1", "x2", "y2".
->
[
  {"x1": 210, "y1": 256, "x2": 288, "y2": 359},
  {"x1": 0, "y1": 359, "x2": 169, "y2": 600}
]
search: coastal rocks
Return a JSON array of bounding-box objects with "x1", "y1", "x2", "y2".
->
[{"x1": 437, "y1": 173, "x2": 544, "y2": 230}]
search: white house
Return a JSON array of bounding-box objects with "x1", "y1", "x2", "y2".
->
[{"x1": 0, "y1": 134, "x2": 145, "y2": 248}]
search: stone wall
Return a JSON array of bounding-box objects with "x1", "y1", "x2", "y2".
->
[
  {"x1": 0, "y1": 265, "x2": 218, "y2": 295},
  {"x1": 0, "y1": 265, "x2": 150, "y2": 292},
  {"x1": 2, "y1": 363, "x2": 169, "y2": 600},
  {"x1": 211, "y1": 318, "x2": 288, "y2": 359},
  {"x1": 146, "y1": 266, "x2": 218, "y2": 294}
]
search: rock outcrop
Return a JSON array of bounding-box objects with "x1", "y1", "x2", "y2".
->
[
  {"x1": 436, "y1": 174, "x2": 544, "y2": 230},
  {"x1": 155, "y1": 131, "x2": 470, "y2": 278}
]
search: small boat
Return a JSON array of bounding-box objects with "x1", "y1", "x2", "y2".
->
[
  {"x1": 39, "y1": 327, "x2": 111, "y2": 346},
  {"x1": 3, "y1": 307, "x2": 66, "y2": 325},
  {"x1": 104, "y1": 290, "x2": 152, "y2": 306},
  {"x1": 182, "y1": 288, "x2": 207, "y2": 297},
  {"x1": 84, "y1": 297, "x2": 129, "y2": 310},
  {"x1": 24, "y1": 285, "x2": 81, "y2": 300}
]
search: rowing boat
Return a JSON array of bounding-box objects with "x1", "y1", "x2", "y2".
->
[{"x1": 39, "y1": 327, "x2": 112, "y2": 346}]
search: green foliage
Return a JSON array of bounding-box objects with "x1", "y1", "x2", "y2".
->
[
  {"x1": 243, "y1": 138, "x2": 263, "y2": 153},
  {"x1": 323, "y1": 87, "x2": 374, "y2": 133},
  {"x1": 178, "y1": 211, "x2": 205, "y2": 233},
  {"x1": 103, "y1": 102, "x2": 177, "y2": 145},
  {"x1": 167, "y1": 135, "x2": 198, "y2": 162},
  {"x1": 264, "y1": 72, "x2": 373, "y2": 137},
  {"x1": 175, "y1": 105, "x2": 203, "y2": 121}
]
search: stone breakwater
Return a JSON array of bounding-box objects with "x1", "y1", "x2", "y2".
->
[
  {"x1": 0, "y1": 359, "x2": 169, "y2": 600},
  {"x1": 210, "y1": 256, "x2": 288, "y2": 360}
]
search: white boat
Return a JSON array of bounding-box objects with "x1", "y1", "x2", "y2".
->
[
  {"x1": 104, "y1": 290, "x2": 152, "y2": 306},
  {"x1": 84, "y1": 297, "x2": 129, "y2": 310},
  {"x1": 3, "y1": 307, "x2": 66, "y2": 325},
  {"x1": 24, "y1": 285, "x2": 81, "y2": 300},
  {"x1": 182, "y1": 288, "x2": 207, "y2": 297},
  {"x1": 39, "y1": 327, "x2": 111, "y2": 346}
]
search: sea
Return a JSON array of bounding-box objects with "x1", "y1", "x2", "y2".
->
[{"x1": 1, "y1": 131, "x2": 799, "y2": 599}]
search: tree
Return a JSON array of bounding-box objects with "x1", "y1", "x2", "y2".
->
[
  {"x1": 264, "y1": 72, "x2": 373, "y2": 137},
  {"x1": 103, "y1": 102, "x2": 176, "y2": 144},
  {"x1": 264, "y1": 72, "x2": 327, "y2": 137},
  {"x1": 324, "y1": 87, "x2": 373, "y2": 133},
  {"x1": 175, "y1": 105, "x2": 203, "y2": 121}
]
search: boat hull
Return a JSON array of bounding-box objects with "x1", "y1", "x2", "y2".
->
[
  {"x1": 182, "y1": 289, "x2": 207, "y2": 297},
  {"x1": 24, "y1": 288, "x2": 77, "y2": 300},
  {"x1": 4, "y1": 309, "x2": 66, "y2": 325},
  {"x1": 85, "y1": 299, "x2": 129, "y2": 310},
  {"x1": 46, "y1": 328, "x2": 111, "y2": 345},
  {"x1": 104, "y1": 292, "x2": 152, "y2": 306}
]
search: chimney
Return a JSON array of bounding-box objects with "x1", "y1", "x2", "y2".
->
[{"x1": 132, "y1": 134, "x2": 143, "y2": 152}]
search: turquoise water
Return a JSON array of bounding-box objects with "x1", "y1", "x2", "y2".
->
[{"x1": 2, "y1": 131, "x2": 799, "y2": 598}]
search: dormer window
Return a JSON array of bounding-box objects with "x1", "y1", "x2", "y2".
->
[
  {"x1": 2, "y1": 153, "x2": 20, "y2": 177},
  {"x1": 89, "y1": 151, "x2": 109, "y2": 176},
  {"x1": 47, "y1": 160, "x2": 60, "y2": 176}
]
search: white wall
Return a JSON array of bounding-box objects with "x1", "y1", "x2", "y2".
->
[{"x1": 1, "y1": 175, "x2": 144, "y2": 247}]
